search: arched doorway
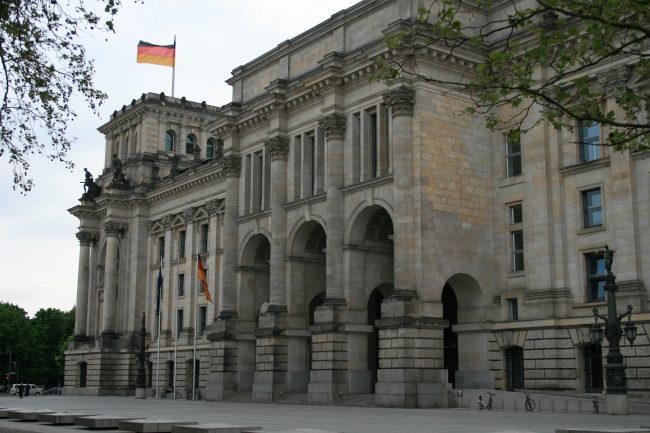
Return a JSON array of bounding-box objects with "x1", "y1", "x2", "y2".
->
[{"x1": 442, "y1": 283, "x2": 458, "y2": 387}]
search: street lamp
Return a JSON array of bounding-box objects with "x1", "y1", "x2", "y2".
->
[
  {"x1": 590, "y1": 245, "x2": 637, "y2": 415},
  {"x1": 135, "y1": 312, "x2": 148, "y2": 399}
]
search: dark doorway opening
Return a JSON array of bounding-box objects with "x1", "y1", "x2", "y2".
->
[
  {"x1": 308, "y1": 292, "x2": 326, "y2": 371},
  {"x1": 442, "y1": 283, "x2": 459, "y2": 387},
  {"x1": 79, "y1": 362, "x2": 87, "y2": 388},
  {"x1": 505, "y1": 347, "x2": 525, "y2": 391},
  {"x1": 367, "y1": 289, "x2": 385, "y2": 393},
  {"x1": 584, "y1": 344, "x2": 604, "y2": 393}
]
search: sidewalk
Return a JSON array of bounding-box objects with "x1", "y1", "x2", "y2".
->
[{"x1": 0, "y1": 395, "x2": 649, "y2": 433}]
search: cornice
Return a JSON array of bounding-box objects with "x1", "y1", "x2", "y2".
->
[
  {"x1": 235, "y1": 209, "x2": 271, "y2": 225},
  {"x1": 283, "y1": 192, "x2": 327, "y2": 211},
  {"x1": 631, "y1": 150, "x2": 650, "y2": 161},
  {"x1": 341, "y1": 174, "x2": 394, "y2": 195},
  {"x1": 559, "y1": 157, "x2": 611, "y2": 176}
]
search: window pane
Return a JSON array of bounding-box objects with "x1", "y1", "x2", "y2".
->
[
  {"x1": 513, "y1": 231, "x2": 524, "y2": 250},
  {"x1": 186, "y1": 135, "x2": 195, "y2": 154},
  {"x1": 514, "y1": 252, "x2": 524, "y2": 272},
  {"x1": 507, "y1": 155, "x2": 522, "y2": 177},
  {"x1": 506, "y1": 140, "x2": 521, "y2": 155},
  {"x1": 511, "y1": 205, "x2": 523, "y2": 224},
  {"x1": 590, "y1": 280, "x2": 606, "y2": 302},
  {"x1": 584, "y1": 189, "x2": 603, "y2": 227},
  {"x1": 586, "y1": 190, "x2": 601, "y2": 207},
  {"x1": 206, "y1": 140, "x2": 215, "y2": 159},
  {"x1": 165, "y1": 131, "x2": 174, "y2": 151},
  {"x1": 178, "y1": 274, "x2": 184, "y2": 297}
]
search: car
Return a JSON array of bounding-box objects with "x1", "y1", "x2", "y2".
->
[
  {"x1": 43, "y1": 387, "x2": 62, "y2": 395},
  {"x1": 9, "y1": 384, "x2": 43, "y2": 395}
]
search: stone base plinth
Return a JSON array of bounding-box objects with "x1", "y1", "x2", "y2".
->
[
  {"x1": 204, "y1": 372, "x2": 238, "y2": 401},
  {"x1": 252, "y1": 371, "x2": 289, "y2": 402},
  {"x1": 607, "y1": 393, "x2": 629, "y2": 415},
  {"x1": 135, "y1": 387, "x2": 147, "y2": 399},
  {"x1": 308, "y1": 370, "x2": 349, "y2": 404},
  {"x1": 375, "y1": 368, "x2": 450, "y2": 408}
]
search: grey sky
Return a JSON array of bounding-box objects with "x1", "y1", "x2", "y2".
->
[{"x1": 0, "y1": 0, "x2": 356, "y2": 316}]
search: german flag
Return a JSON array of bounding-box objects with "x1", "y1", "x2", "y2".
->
[
  {"x1": 137, "y1": 41, "x2": 175, "y2": 67},
  {"x1": 197, "y1": 253, "x2": 212, "y2": 304}
]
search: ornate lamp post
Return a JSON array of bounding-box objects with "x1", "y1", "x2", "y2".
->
[
  {"x1": 589, "y1": 245, "x2": 637, "y2": 415},
  {"x1": 135, "y1": 312, "x2": 149, "y2": 399}
]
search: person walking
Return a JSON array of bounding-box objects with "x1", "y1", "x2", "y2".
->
[
  {"x1": 25, "y1": 384, "x2": 30, "y2": 397},
  {"x1": 18, "y1": 383, "x2": 24, "y2": 399}
]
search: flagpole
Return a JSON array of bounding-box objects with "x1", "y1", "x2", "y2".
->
[
  {"x1": 156, "y1": 257, "x2": 162, "y2": 399},
  {"x1": 173, "y1": 251, "x2": 178, "y2": 400},
  {"x1": 171, "y1": 35, "x2": 176, "y2": 98},
  {"x1": 193, "y1": 250, "x2": 198, "y2": 401}
]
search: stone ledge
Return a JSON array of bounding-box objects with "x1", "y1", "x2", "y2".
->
[
  {"x1": 75, "y1": 415, "x2": 144, "y2": 429},
  {"x1": 171, "y1": 424, "x2": 262, "y2": 433},
  {"x1": 118, "y1": 420, "x2": 199, "y2": 433},
  {"x1": 39, "y1": 413, "x2": 100, "y2": 425}
]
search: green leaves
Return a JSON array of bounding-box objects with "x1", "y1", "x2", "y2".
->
[
  {"x1": 0, "y1": 0, "x2": 137, "y2": 193},
  {"x1": 374, "y1": 0, "x2": 650, "y2": 152}
]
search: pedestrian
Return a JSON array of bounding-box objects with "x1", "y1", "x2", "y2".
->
[
  {"x1": 18, "y1": 383, "x2": 24, "y2": 399},
  {"x1": 25, "y1": 384, "x2": 30, "y2": 397}
]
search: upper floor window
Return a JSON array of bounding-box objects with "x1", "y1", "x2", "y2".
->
[
  {"x1": 508, "y1": 298, "x2": 519, "y2": 321},
  {"x1": 199, "y1": 306, "x2": 207, "y2": 335},
  {"x1": 185, "y1": 135, "x2": 195, "y2": 155},
  {"x1": 579, "y1": 121, "x2": 600, "y2": 162},
  {"x1": 158, "y1": 236, "x2": 165, "y2": 262},
  {"x1": 506, "y1": 134, "x2": 522, "y2": 178},
  {"x1": 201, "y1": 224, "x2": 209, "y2": 253},
  {"x1": 512, "y1": 231, "x2": 524, "y2": 272},
  {"x1": 165, "y1": 130, "x2": 175, "y2": 152},
  {"x1": 511, "y1": 204, "x2": 523, "y2": 224},
  {"x1": 206, "y1": 139, "x2": 215, "y2": 159},
  {"x1": 178, "y1": 273, "x2": 185, "y2": 298},
  {"x1": 583, "y1": 189, "x2": 603, "y2": 228},
  {"x1": 586, "y1": 252, "x2": 606, "y2": 302},
  {"x1": 179, "y1": 230, "x2": 186, "y2": 258}
]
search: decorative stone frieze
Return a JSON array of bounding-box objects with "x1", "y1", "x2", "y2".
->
[
  {"x1": 318, "y1": 114, "x2": 346, "y2": 140},
  {"x1": 161, "y1": 215, "x2": 173, "y2": 230},
  {"x1": 597, "y1": 65, "x2": 633, "y2": 96},
  {"x1": 103, "y1": 221, "x2": 126, "y2": 237},
  {"x1": 182, "y1": 207, "x2": 195, "y2": 223},
  {"x1": 263, "y1": 136, "x2": 290, "y2": 160},
  {"x1": 217, "y1": 155, "x2": 242, "y2": 177},
  {"x1": 383, "y1": 86, "x2": 415, "y2": 117},
  {"x1": 206, "y1": 199, "x2": 222, "y2": 216},
  {"x1": 76, "y1": 231, "x2": 97, "y2": 246}
]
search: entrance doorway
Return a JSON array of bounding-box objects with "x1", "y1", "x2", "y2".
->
[
  {"x1": 584, "y1": 344, "x2": 604, "y2": 393},
  {"x1": 442, "y1": 283, "x2": 458, "y2": 387},
  {"x1": 367, "y1": 289, "x2": 385, "y2": 393},
  {"x1": 505, "y1": 347, "x2": 524, "y2": 391}
]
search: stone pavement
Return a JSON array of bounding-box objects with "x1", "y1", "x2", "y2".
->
[{"x1": 0, "y1": 395, "x2": 649, "y2": 433}]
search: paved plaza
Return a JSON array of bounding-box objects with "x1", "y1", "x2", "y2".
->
[{"x1": 1, "y1": 395, "x2": 649, "y2": 433}]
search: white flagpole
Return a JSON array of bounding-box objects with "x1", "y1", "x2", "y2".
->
[
  {"x1": 173, "y1": 252, "x2": 178, "y2": 400},
  {"x1": 192, "y1": 251, "x2": 198, "y2": 401},
  {"x1": 171, "y1": 35, "x2": 176, "y2": 98}
]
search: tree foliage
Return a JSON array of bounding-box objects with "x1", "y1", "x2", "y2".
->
[
  {"x1": 373, "y1": 0, "x2": 650, "y2": 151},
  {"x1": 0, "y1": 302, "x2": 75, "y2": 387},
  {"x1": 0, "y1": 0, "x2": 139, "y2": 193}
]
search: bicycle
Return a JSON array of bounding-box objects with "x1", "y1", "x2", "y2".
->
[
  {"x1": 185, "y1": 388, "x2": 203, "y2": 401},
  {"x1": 478, "y1": 393, "x2": 484, "y2": 410},
  {"x1": 524, "y1": 393, "x2": 535, "y2": 411},
  {"x1": 486, "y1": 392, "x2": 495, "y2": 410},
  {"x1": 592, "y1": 396, "x2": 599, "y2": 414}
]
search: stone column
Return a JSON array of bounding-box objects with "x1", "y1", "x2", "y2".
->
[
  {"x1": 374, "y1": 86, "x2": 449, "y2": 408},
  {"x1": 206, "y1": 156, "x2": 241, "y2": 402},
  {"x1": 74, "y1": 231, "x2": 95, "y2": 339},
  {"x1": 252, "y1": 136, "x2": 291, "y2": 402},
  {"x1": 101, "y1": 221, "x2": 124, "y2": 337}
]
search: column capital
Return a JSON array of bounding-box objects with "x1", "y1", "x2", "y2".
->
[
  {"x1": 103, "y1": 221, "x2": 126, "y2": 237},
  {"x1": 217, "y1": 155, "x2": 242, "y2": 178},
  {"x1": 263, "y1": 136, "x2": 290, "y2": 160},
  {"x1": 161, "y1": 215, "x2": 173, "y2": 231},
  {"x1": 76, "y1": 231, "x2": 97, "y2": 246},
  {"x1": 181, "y1": 208, "x2": 195, "y2": 225},
  {"x1": 383, "y1": 86, "x2": 415, "y2": 117},
  {"x1": 206, "y1": 199, "x2": 223, "y2": 216},
  {"x1": 318, "y1": 114, "x2": 346, "y2": 141}
]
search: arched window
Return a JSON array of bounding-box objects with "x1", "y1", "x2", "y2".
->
[
  {"x1": 165, "y1": 130, "x2": 175, "y2": 151},
  {"x1": 185, "y1": 135, "x2": 195, "y2": 155},
  {"x1": 206, "y1": 139, "x2": 215, "y2": 159}
]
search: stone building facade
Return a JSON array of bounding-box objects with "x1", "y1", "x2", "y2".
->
[{"x1": 65, "y1": 0, "x2": 650, "y2": 407}]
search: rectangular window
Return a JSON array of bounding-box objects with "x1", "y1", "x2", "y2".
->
[
  {"x1": 199, "y1": 306, "x2": 207, "y2": 336},
  {"x1": 310, "y1": 134, "x2": 316, "y2": 196},
  {"x1": 158, "y1": 236, "x2": 165, "y2": 262},
  {"x1": 177, "y1": 309, "x2": 183, "y2": 336},
  {"x1": 506, "y1": 135, "x2": 522, "y2": 178},
  {"x1": 583, "y1": 189, "x2": 603, "y2": 228},
  {"x1": 201, "y1": 224, "x2": 209, "y2": 253},
  {"x1": 508, "y1": 298, "x2": 518, "y2": 321},
  {"x1": 370, "y1": 113, "x2": 378, "y2": 178},
  {"x1": 586, "y1": 253, "x2": 606, "y2": 302},
  {"x1": 512, "y1": 231, "x2": 524, "y2": 272},
  {"x1": 178, "y1": 273, "x2": 185, "y2": 298},
  {"x1": 579, "y1": 121, "x2": 600, "y2": 162},
  {"x1": 179, "y1": 231, "x2": 186, "y2": 258},
  {"x1": 511, "y1": 204, "x2": 523, "y2": 224}
]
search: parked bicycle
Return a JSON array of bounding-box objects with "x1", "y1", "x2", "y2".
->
[
  {"x1": 185, "y1": 388, "x2": 202, "y2": 401},
  {"x1": 478, "y1": 394, "x2": 484, "y2": 410},
  {"x1": 592, "y1": 396, "x2": 599, "y2": 414},
  {"x1": 524, "y1": 393, "x2": 535, "y2": 411},
  {"x1": 486, "y1": 392, "x2": 495, "y2": 410}
]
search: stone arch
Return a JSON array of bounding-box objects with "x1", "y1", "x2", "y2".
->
[
  {"x1": 238, "y1": 233, "x2": 271, "y2": 326},
  {"x1": 286, "y1": 215, "x2": 326, "y2": 257},
  {"x1": 345, "y1": 200, "x2": 394, "y2": 245}
]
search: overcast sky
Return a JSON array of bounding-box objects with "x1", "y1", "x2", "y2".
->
[{"x1": 0, "y1": 0, "x2": 357, "y2": 317}]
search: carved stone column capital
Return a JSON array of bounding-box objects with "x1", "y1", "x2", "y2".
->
[
  {"x1": 383, "y1": 86, "x2": 415, "y2": 117},
  {"x1": 76, "y1": 231, "x2": 97, "y2": 246},
  {"x1": 264, "y1": 136, "x2": 290, "y2": 160},
  {"x1": 318, "y1": 114, "x2": 347, "y2": 141},
  {"x1": 103, "y1": 221, "x2": 126, "y2": 237},
  {"x1": 217, "y1": 155, "x2": 242, "y2": 178},
  {"x1": 161, "y1": 215, "x2": 173, "y2": 230},
  {"x1": 181, "y1": 207, "x2": 195, "y2": 225},
  {"x1": 206, "y1": 199, "x2": 222, "y2": 216}
]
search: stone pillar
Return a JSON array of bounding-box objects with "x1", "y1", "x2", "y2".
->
[
  {"x1": 74, "y1": 231, "x2": 95, "y2": 339},
  {"x1": 252, "y1": 136, "x2": 291, "y2": 402},
  {"x1": 101, "y1": 221, "x2": 124, "y2": 338},
  {"x1": 373, "y1": 86, "x2": 450, "y2": 408},
  {"x1": 308, "y1": 114, "x2": 349, "y2": 404},
  {"x1": 206, "y1": 156, "x2": 241, "y2": 401}
]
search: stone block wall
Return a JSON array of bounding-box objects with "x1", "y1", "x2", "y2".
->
[
  {"x1": 310, "y1": 333, "x2": 348, "y2": 370},
  {"x1": 256, "y1": 337, "x2": 288, "y2": 371},
  {"x1": 378, "y1": 328, "x2": 444, "y2": 369},
  {"x1": 210, "y1": 340, "x2": 239, "y2": 373},
  {"x1": 523, "y1": 329, "x2": 576, "y2": 390},
  {"x1": 63, "y1": 348, "x2": 136, "y2": 396}
]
